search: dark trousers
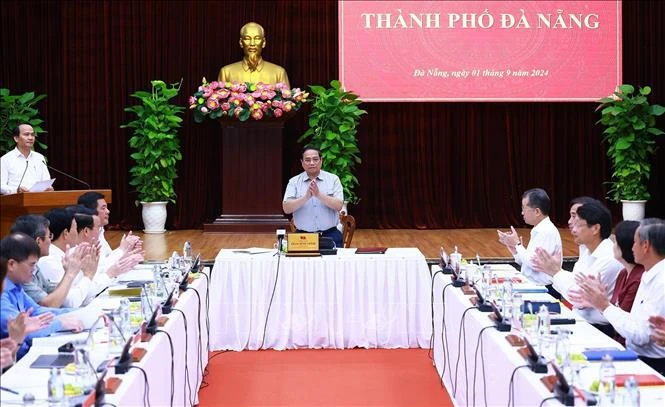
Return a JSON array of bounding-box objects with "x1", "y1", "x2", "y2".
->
[{"x1": 296, "y1": 227, "x2": 343, "y2": 248}]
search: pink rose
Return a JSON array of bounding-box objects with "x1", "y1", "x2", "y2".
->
[
  {"x1": 209, "y1": 81, "x2": 219, "y2": 90},
  {"x1": 230, "y1": 83, "x2": 240, "y2": 92},
  {"x1": 188, "y1": 96, "x2": 196, "y2": 105},
  {"x1": 283, "y1": 101, "x2": 293, "y2": 112},
  {"x1": 234, "y1": 106, "x2": 243, "y2": 117},
  {"x1": 219, "y1": 89, "x2": 230, "y2": 99},
  {"x1": 221, "y1": 102, "x2": 231, "y2": 111},
  {"x1": 206, "y1": 98, "x2": 220, "y2": 110},
  {"x1": 273, "y1": 108, "x2": 283, "y2": 118},
  {"x1": 238, "y1": 83, "x2": 247, "y2": 93},
  {"x1": 275, "y1": 82, "x2": 287, "y2": 90},
  {"x1": 251, "y1": 109, "x2": 264, "y2": 120},
  {"x1": 280, "y1": 89, "x2": 292, "y2": 99}
]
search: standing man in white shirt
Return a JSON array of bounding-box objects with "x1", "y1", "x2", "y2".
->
[
  {"x1": 0, "y1": 124, "x2": 52, "y2": 194},
  {"x1": 570, "y1": 218, "x2": 665, "y2": 375},
  {"x1": 533, "y1": 200, "x2": 622, "y2": 337},
  {"x1": 497, "y1": 188, "x2": 562, "y2": 286}
]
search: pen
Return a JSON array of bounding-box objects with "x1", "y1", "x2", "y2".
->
[{"x1": 0, "y1": 386, "x2": 20, "y2": 395}]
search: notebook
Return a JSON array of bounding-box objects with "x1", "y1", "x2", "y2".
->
[
  {"x1": 355, "y1": 247, "x2": 388, "y2": 254},
  {"x1": 30, "y1": 354, "x2": 75, "y2": 369}
]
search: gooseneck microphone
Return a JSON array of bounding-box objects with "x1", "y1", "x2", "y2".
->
[
  {"x1": 42, "y1": 160, "x2": 91, "y2": 189},
  {"x1": 16, "y1": 161, "x2": 29, "y2": 192}
]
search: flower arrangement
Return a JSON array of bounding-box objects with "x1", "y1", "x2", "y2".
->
[{"x1": 189, "y1": 78, "x2": 309, "y2": 122}]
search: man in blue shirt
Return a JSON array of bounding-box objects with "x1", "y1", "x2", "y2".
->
[
  {"x1": 1, "y1": 233, "x2": 83, "y2": 359},
  {"x1": 283, "y1": 145, "x2": 344, "y2": 247}
]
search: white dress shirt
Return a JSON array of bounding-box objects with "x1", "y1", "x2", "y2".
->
[
  {"x1": 514, "y1": 216, "x2": 562, "y2": 285},
  {"x1": 283, "y1": 170, "x2": 343, "y2": 232},
  {"x1": 37, "y1": 244, "x2": 112, "y2": 307},
  {"x1": 552, "y1": 238, "x2": 623, "y2": 324},
  {"x1": 0, "y1": 148, "x2": 51, "y2": 194},
  {"x1": 604, "y1": 258, "x2": 665, "y2": 359}
]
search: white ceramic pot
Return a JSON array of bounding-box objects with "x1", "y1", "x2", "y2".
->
[
  {"x1": 141, "y1": 201, "x2": 168, "y2": 233},
  {"x1": 621, "y1": 200, "x2": 647, "y2": 221}
]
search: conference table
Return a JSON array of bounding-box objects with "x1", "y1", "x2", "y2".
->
[
  {"x1": 0, "y1": 266, "x2": 210, "y2": 407},
  {"x1": 208, "y1": 248, "x2": 433, "y2": 351},
  {"x1": 432, "y1": 264, "x2": 665, "y2": 407}
]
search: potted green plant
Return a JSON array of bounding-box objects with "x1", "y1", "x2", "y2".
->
[
  {"x1": 299, "y1": 80, "x2": 366, "y2": 208},
  {"x1": 597, "y1": 84, "x2": 665, "y2": 220},
  {"x1": 0, "y1": 88, "x2": 48, "y2": 155},
  {"x1": 121, "y1": 80, "x2": 184, "y2": 233}
]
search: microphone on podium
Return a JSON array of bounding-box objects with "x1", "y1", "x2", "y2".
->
[
  {"x1": 16, "y1": 161, "x2": 29, "y2": 192},
  {"x1": 42, "y1": 160, "x2": 91, "y2": 189}
]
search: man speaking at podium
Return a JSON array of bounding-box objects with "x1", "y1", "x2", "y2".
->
[
  {"x1": 283, "y1": 146, "x2": 344, "y2": 248},
  {"x1": 218, "y1": 22, "x2": 290, "y2": 87},
  {"x1": 0, "y1": 124, "x2": 52, "y2": 195}
]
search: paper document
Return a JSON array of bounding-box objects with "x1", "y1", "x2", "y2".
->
[
  {"x1": 28, "y1": 178, "x2": 55, "y2": 192},
  {"x1": 232, "y1": 248, "x2": 274, "y2": 255}
]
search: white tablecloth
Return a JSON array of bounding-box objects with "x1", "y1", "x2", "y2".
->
[
  {"x1": 209, "y1": 248, "x2": 432, "y2": 350},
  {"x1": 0, "y1": 268, "x2": 210, "y2": 407},
  {"x1": 432, "y1": 265, "x2": 665, "y2": 407}
]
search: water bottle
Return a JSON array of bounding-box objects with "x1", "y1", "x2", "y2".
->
[
  {"x1": 502, "y1": 280, "x2": 514, "y2": 320},
  {"x1": 450, "y1": 246, "x2": 462, "y2": 277},
  {"x1": 183, "y1": 241, "x2": 193, "y2": 261},
  {"x1": 598, "y1": 354, "x2": 616, "y2": 406},
  {"x1": 623, "y1": 375, "x2": 640, "y2": 407},
  {"x1": 537, "y1": 304, "x2": 551, "y2": 341},
  {"x1": 511, "y1": 292, "x2": 524, "y2": 329},
  {"x1": 119, "y1": 298, "x2": 131, "y2": 336},
  {"x1": 170, "y1": 251, "x2": 179, "y2": 269},
  {"x1": 48, "y1": 367, "x2": 64, "y2": 403},
  {"x1": 153, "y1": 265, "x2": 166, "y2": 299}
]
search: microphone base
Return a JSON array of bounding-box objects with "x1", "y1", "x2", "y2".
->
[
  {"x1": 452, "y1": 278, "x2": 466, "y2": 288},
  {"x1": 528, "y1": 356, "x2": 548, "y2": 374},
  {"x1": 441, "y1": 266, "x2": 454, "y2": 275},
  {"x1": 554, "y1": 383, "x2": 575, "y2": 406},
  {"x1": 477, "y1": 303, "x2": 493, "y2": 312},
  {"x1": 496, "y1": 320, "x2": 511, "y2": 332}
]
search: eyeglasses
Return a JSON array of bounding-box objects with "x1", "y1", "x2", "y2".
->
[{"x1": 303, "y1": 158, "x2": 320, "y2": 164}]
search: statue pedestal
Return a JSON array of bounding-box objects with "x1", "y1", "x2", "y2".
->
[{"x1": 204, "y1": 118, "x2": 290, "y2": 233}]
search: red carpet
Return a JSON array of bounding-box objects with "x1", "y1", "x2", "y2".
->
[{"x1": 198, "y1": 348, "x2": 454, "y2": 406}]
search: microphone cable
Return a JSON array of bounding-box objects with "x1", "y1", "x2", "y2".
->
[
  {"x1": 129, "y1": 365, "x2": 151, "y2": 407},
  {"x1": 155, "y1": 329, "x2": 175, "y2": 407},
  {"x1": 453, "y1": 306, "x2": 475, "y2": 401},
  {"x1": 439, "y1": 282, "x2": 454, "y2": 385},
  {"x1": 428, "y1": 268, "x2": 445, "y2": 361},
  {"x1": 259, "y1": 250, "x2": 282, "y2": 350},
  {"x1": 196, "y1": 269, "x2": 211, "y2": 352},
  {"x1": 16, "y1": 160, "x2": 28, "y2": 192},
  {"x1": 507, "y1": 364, "x2": 530, "y2": 407},
  {"x1": 170, "y1": 308, "x2": 193, "y2": 406},
  {"x1": 538, "y1": 396, "x2": 558, "y2": 407},
  {"x1": 472, "y1": 325, "x2": 497, "y2": 407},
  {"x1": 185, "y1": 286, "x2": 203, "y2": 389}
]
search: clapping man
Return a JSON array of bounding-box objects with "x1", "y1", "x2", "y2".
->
[
  {"x1": 1, "y1": 233, "x2": 83, "y2": 359},
  {"x1": 497, "y1": 188, "x2": 562, "y2": 286}
]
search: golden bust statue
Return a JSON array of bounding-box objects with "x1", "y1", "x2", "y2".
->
[{"x1": 218, "y1": 22, "x2": 290, "y2": 87}]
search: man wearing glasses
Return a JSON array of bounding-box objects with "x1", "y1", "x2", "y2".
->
[
  {"x1": 283, "y1": 145, "x2": 344, "y2": 247},
  {"x1": 9, "y1": 215, "x2": 84, "y2": 308}
]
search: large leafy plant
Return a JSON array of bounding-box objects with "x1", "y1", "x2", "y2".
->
[
  {"x1": 299, "y1": 80, "x2": 366, "y2": 204},
  {"x1": 597, "y1": 84, "x2": 665, "y2": 202},
  {"x1": 0, "y1": 88, "x2": 47, "y2": 155},
  {"x1": 122, "y1": 80, "x2": 184, "y2": 204}
]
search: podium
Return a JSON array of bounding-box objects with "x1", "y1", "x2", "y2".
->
[
  {"x1": 204, "y1": 119, "x2": 290, "y2": 232},
  {"x1": 0, "y1": 190, "x2": 112, "y2": 237}
]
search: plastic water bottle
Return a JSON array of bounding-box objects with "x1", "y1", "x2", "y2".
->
[
  {"x1": 119, "y1": 298, "x2": 131, "y2": 336},
  {"x1": 511, "y1": 292, "x2": 524, "y2": 329},
  {"x1": 183, "y1": 241, "x2": 193, "y2": 261},
  {"x1": 537, "y1": 304, "x2": 551, "y2": 339},
  {"x1": 153, "y1": 265, "x2": 166, "y2": 299},
  {"x1": 502, "y1": 280, "x2": 514, "y2": 320},
  {"x1": 623, "y1": 375, "x2": 640, "y2": 407},
  {"x1": 48, "y1": 367, "x2": 64, "y2": 403},
  {"x1": 450, "y1": 246, "x2": 462, "y2": 277},
  {"x1": 598, "y1": 354, "x2": 616, "y2": 406}
]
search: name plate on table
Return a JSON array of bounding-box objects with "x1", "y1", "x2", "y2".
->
[{"x1": 286, "y1": 233, "x2": 319, "y2": 256}]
